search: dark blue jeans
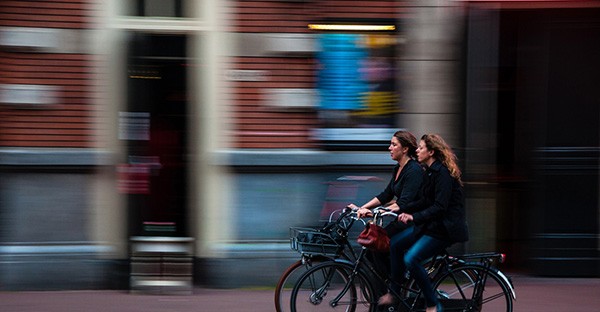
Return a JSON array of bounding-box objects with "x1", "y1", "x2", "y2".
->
[{"x1": 389, "y1": 226, "x2": 450, "y2": 308}]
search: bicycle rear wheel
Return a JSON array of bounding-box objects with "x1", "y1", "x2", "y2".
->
[
  {"x1": 290, "y1": 262, "x2": 375, "y2": 312},
  {"x1": 432, "y1": 264, "x2": 513, "y2": 312}
]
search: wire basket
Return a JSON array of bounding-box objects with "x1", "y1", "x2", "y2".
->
[{"x1": 290, "y1": 227, "x2": 343, "y2": 256}]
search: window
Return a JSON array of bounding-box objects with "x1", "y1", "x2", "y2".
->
[
  {"x1": 312, "y1": 23, "x2": 400, "y2": 150},
  {"x1": 126, "y1": 0, "x2": 185, "y2": 18}
]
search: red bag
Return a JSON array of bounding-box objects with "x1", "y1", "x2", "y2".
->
[{"x1": 357, "y1": 223, "x2": 390, "y2": 252}]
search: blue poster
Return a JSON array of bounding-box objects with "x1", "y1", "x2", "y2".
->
[
  {"x1": 317, "y1": 34, "x2": 369, "y2": 110},
  {"x1": 317, "y1": 33, "x2": 398, "y2": 120}
]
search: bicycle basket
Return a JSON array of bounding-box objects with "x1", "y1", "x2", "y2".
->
[{"x1": 290, "y1": 227, "x2": 343, "y2": 256}]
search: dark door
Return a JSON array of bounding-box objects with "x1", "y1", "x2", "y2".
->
[
  {"x1": 496, "y1": 8, "x2": 600, "y2": 275},
  {"x1": 124, "y1": 33, "x2": 188, "y2": 237}
]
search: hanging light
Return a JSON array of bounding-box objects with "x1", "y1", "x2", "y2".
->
[{"x1": 308, "y1": 24, "x2": 396, "y2": 31}]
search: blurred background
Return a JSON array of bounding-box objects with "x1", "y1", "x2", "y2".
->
[{"x1": 0, "y1": 0, "x2": 598, "y2": 291}]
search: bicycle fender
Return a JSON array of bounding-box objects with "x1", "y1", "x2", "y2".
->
[{"x1": 494, "y1": 269, "x2": 517, "y2": 300}]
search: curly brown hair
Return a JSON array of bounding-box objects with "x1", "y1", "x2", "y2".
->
[{"x1": 421, "y1": 134, "x2": 463, "y2": 185}]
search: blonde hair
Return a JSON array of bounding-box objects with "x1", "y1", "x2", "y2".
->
[{"x1": 421, "y1": 134, "x2": 463, "y2": 185}]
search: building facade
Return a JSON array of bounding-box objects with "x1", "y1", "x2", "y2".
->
[{"x1": 0, "y1": 0, "x2": 598, "y2": 290}]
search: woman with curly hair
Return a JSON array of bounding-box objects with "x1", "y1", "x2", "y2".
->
[{"x1": 379, "y1": 133, "x2": 469, "y2": 312}]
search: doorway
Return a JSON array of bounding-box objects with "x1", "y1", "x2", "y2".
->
[
  {"x1": 495, "y1": 8, "x2": 600, "y2": 275},
  {"x1": 123, "y1": 33, "x2": 189, "y2": 237}
]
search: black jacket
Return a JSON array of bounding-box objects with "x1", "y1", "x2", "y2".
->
[
  {"x1": 411, "y1": 160, "x2": 469, "y2": 243},
  {"x1": 376, "y1": 159, "x2": 424, "y2": 210}
]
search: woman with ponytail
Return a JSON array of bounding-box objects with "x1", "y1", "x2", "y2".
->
[
  {"x1": 380, "y1": 133, "x2": 469, "y2": 312},
  {"x1": 347, "y1": 130, "x2": 424, "y2": 226}
]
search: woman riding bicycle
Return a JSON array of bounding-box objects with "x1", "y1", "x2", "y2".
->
[
  {"x1": 346, "y1": 130, "x2": 425, "y2": 297},
  {"x1": 347, "y1": 130, "x2": 423, "y2": 228},
  {"x1": 380, "y1": 133, "x2": 469, "y2": 312}
]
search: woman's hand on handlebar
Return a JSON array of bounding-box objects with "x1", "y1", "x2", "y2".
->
[
  {"x1": 346, "y1": 203, "x2": 372, "y2": 218},
  {"x1": 385, "y1": 203, "x2": 401, "y2": 214},
  {"x1": 398, "y1": 212, "x2": 413, "y2": 224},
  {"x1": 356, "y1": 208, "x2": 373, "y2": 218}
]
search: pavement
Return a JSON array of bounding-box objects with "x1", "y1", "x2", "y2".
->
[{"x1": 1, "y1": 274, "x2": 600, "y2": 311}]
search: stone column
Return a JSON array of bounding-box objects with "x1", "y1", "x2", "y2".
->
[
  {"x1": 398, "y1": 0, "x2": 465, "y2": 148},
  {"x1": 398, "y1": 1, "x2": 500, "y2": 254}
]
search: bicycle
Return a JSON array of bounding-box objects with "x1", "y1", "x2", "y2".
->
[
  {"x1": 275, "y1": 208, "x2": 365, "y2": 312},
  {"x1": 289, "y1": 207, "x2": 516, "y2": 312}
]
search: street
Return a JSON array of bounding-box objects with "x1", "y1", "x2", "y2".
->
[{"x1": 1, "y1": 274, "x2": 599, "y2": 311}]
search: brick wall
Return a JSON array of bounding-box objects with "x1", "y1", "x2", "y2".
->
[
  {"x1": 228, "y1": 0, "x2": 406, "y2": 149},
  {"x1": 0, "y1": 0, "x2": 99, "y2": 148}
]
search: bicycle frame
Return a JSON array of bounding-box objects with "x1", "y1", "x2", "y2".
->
[
  {"x1": 325, "y1": 246, "x2": 423, "y2": 310},
  {"x1": 327, "y1": 248, "x2": 373, "y2": 308}
]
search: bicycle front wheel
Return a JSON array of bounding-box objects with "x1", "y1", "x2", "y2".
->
[
  {"x1": 276, "y1": 258, "x2": 332, "y2": 312},
  {"x1": 432, "y1": 264, "x2": 513, "y2": 312},
  {"x1": 290, "y1": 262, "x2": 375, "y2": 312}
]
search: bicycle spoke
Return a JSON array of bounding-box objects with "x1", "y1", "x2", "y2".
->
[
  {"x1": 481, "y1": 291, "x2": 509, "y2": 304},
  {"x1": 291, "y1": 262, "x2": 373, "y2": 312}
]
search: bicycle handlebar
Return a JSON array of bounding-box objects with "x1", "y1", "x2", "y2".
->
[
  {"x1": 373, "y1": 206, "x2": 398, "y2": 218},
  {"x1": 324, "y1": 206, "x2": 399, "y2": 231},
  {"x1": 342, "y1": 206, "x2": 398, "y2": 226},
  {"x1": 323, "y1": 207, "x2": 366, "y2": 233}
]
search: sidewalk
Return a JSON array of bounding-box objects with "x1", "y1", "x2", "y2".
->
[
  {"x1": 1, "y1": 275, "x2": 600, "y2": 311},
  {"x1": 2, "y1": 288, "x2": 273, "y2": 312},
  {"x1": 510, "y1": 275, "x2": 600, "y2": 311}
]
